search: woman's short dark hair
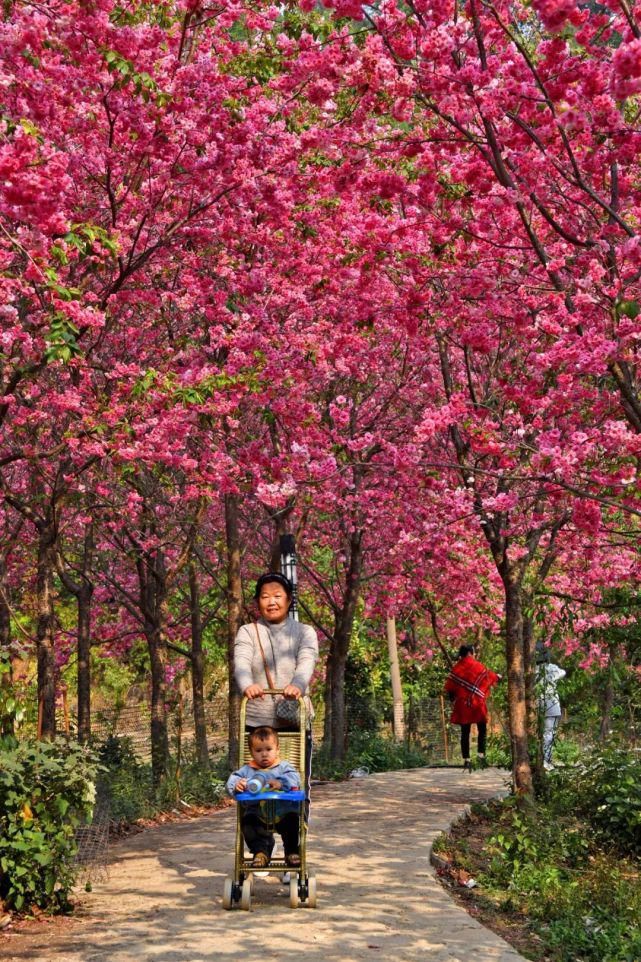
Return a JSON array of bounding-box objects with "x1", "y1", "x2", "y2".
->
[
  {"x1": 254, "y1": 572, "x2": 293, "y2": 599},
  {"x1": 458, "y1": 644, "x2": 475, "y2": 659}
]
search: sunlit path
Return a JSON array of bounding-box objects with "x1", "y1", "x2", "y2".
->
[{"x1": 3, "y1": 768, "x2": 526, "y2": 962}]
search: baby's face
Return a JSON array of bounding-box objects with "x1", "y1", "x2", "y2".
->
[{"x1": 251, "y1": 737, "x2": 279, "y2": 769}]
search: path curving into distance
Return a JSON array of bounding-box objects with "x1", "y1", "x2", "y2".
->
[{"x1": 3, "y1": 768, "x2": 527, "y2": 962}]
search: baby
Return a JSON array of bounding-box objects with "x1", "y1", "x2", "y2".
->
[{"x1": 226, "y1": 726, "x2": 301, "y2": 869}]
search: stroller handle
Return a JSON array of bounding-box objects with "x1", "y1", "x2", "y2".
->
[
  {"x1": 239, "y1": 689, "x2": 307, "y2": 738},
  {"x1": 242, "y1": 688, "x2": 303, "y2": 699}
]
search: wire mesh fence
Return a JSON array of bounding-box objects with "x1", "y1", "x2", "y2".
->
[
  {"x1": 52, "y1": 690, "x2": 507, "y2": 766},
  {"x1": 78, "y1": 694, "x2": 464, "y2": 763},
  {"x1": 61, "y1": 688, "x2": 503, "y2": 881},
  {"x1": 74, "y1": 784, "x2": 110, "y2": 884}
]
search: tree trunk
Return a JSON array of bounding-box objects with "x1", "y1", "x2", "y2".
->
[
  {"x1": 386, "y1": 617, "x2": 405, "y2": 741},
  {"x1": 599, "y1": 651, "x2": 615, "y2": 742},
  {"x1": 0, "y1": 559, "x2": 14, "y2": 737},
  {"x1": 76, "y1": 521, "x2": 95, "y2": 743},
  {"x1": 328, "y1": 531, "x2": 364, "y2": 760},
  {"x1": 55, "y1": 521, "x2": 94, "y2": 743},
  {"x1": 148, "y1": 617, "x2": 169, "y2": 787},
  {"x1": 503, "y1": 574, "x2": 533, "y2": 796},
  {"x1": 76, "y1": 583, "x2": 93, "y2": 743},
  {"x1": 522, "y1": 607, "x2": 537, "y2": 738},
  {"x1": 322, "y1": 655, "x2": 334, "y2": 746},
  {"x1": 36, "y1": 520, "x2": 57, "y2": 739},
  {"x1": 189, "y1": 560, "x2": 209, "y2": 767},
  {"x1": 225, "y1": 493, "x2": 243, "y2": 768},
  {"x1": 137, "y1": 547, "x2": 170, "y2": 788},
  {"x1": 327, "y1": 634, "x2": 348, "y2": 759}
]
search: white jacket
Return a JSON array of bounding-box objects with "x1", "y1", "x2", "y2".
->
[{"x1": 537, "y1": 663, "x2": 566, "y2": 717}]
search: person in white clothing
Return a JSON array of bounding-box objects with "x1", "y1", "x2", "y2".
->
[{"x1": 536, "y1": 647, "x2": 566, "y2": 769}]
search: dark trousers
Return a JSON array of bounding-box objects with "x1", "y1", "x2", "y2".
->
[
  {"x1": 461, "y1": 722, "x2": 487, "y2": 759},
  {"x1": 241, "y1": 812, "x2": 299, "y2": 857}
]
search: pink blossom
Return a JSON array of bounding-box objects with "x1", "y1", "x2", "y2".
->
[
  {"x1": 612, "y1": 38, "x2": 641, "y2": 100},
  {"x1": 532, "y1": 0, "x2": 577, "y2": 31}
]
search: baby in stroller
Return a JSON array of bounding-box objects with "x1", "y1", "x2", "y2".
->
[{"x1": 226, "y1": 726, "x2": 301, "y2": 869}]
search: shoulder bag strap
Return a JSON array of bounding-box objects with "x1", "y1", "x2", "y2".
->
[{"x1": 253, "y1": 622, "x2": 276, "y2": 690}]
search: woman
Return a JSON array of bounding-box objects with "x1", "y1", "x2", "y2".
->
[
  {"x1": 234, "y1": 572, "x2": 318, "y2": 832},
  {"x1": 234, "y1": 572, "x2": 319, "y2": 729},
  {"x1": 444, "y1": 645, "x2": 501, "y2": 771}
]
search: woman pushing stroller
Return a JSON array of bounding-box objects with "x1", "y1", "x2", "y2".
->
[{"x1": 234, "y1": 571, "x2": 318, "y2": 787}]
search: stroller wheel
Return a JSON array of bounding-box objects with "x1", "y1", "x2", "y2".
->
[
  {"x1": 222, "y1": 876, "x2": 234, "y2": 910},
  {"x1": 289, "y1": 874, "x2": 299, "y2": 908},
  {"x1": 240, "y1": 878, "x2": 252, "y2": 911},
  {"x1": 306, "y1": 871, "x2": 317, "y2": 908}
]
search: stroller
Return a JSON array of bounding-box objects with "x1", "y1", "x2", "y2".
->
[{"x1": 222, "y1": 690, "x2": 317, "y2": 910}]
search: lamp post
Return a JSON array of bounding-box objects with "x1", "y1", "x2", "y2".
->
[{"x1": 279, "y1": 533, "x2": 299, "y2": 621}]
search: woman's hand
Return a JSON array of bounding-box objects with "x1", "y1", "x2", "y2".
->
[
  {"x1": 283, "y1": 684, "x2": 302, "y2": 699},
  {"x1": 244, "y1": 684, "x2": 265, "y2": 699}
]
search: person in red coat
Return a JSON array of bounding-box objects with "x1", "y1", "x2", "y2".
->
[{"x1": 444, "y1": 645, "x2": 501, "y2": 771}]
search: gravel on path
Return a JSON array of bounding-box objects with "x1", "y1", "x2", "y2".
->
[{"x1": 2, "y1": 767, "x2": 527, "y2": 962}]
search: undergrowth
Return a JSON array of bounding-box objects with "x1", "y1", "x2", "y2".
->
[{"x1": 434, "y1": 745, "x2": 641, "y2": 962}]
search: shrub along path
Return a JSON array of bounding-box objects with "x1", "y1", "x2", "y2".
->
[{"x1": 2, "y1": 768, "x2": 526, "y2": 962}]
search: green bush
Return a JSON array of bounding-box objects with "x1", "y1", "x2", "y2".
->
[
  {"x1": 97, "y1": 735, "x2": 154, "y2": 823},
  {"x1": 552, "y1": 746, "x2": 641, "y2": 856},
  {"x1": 472, "y1": 787, "x2": 641, "y2": 962},
  {"x1": 313, "y1": 731, "x2": 429, "y2": 781},
  {"x1": 97, "y1": 736, "x2": 225, "y2": 823},
  {"x1": 0, "y1": 737, "x2": 100, "y2": 912}
]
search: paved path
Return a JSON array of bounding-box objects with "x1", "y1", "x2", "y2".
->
[{"x1": 3, "y1": 768, "x2": 526, "y2": 962}]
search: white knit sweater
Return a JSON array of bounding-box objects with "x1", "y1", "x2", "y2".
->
[{"x1": 234, "y1": 617, "x2": 319, "y2": 728}]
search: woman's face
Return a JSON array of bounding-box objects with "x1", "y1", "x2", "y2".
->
[{"x1": 258, "y1": 583, "x2": 291, "y2": 623}]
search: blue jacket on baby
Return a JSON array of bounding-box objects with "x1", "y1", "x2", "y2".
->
[{"x1": 226, "y1": 761, "x2": 301, "y2": 821}]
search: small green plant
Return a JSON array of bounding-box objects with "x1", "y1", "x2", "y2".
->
[
  {"x1": 487, "y1": 805, "x2": 541, "y2": 883},
  {"x1": 484, "y1": 732, "x2": 511, "y2": 769},
  {"x1": 552, "y1": 737, "x2": 581, "y2": 765},
  {"x1": 97, "y1": 735, "x2": 154, "y2": 823},
  {"x1": 0, "y1": 737, "x2": 100, "y2": 912}
]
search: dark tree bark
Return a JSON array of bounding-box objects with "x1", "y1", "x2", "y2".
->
[
  {"x1": 0, "y1": 559, "x2": 14, "y2": 738},
  {"x1": 57, "y1": 521, "x2": 95, "y2": 743},
  {"x1": 502, "y1": 573, "x2": 533, "y2": 796},
  {"x1": 225, "y1": 493, "x2": 243, "y2": 769},
  {"x1": 36, "y1": 516, "x2": 57, "y2": 739},
  {"x1": 326, "y1": 530, "x2": 364, "y2": 761},
  {"x1": 189, "y1": 560, "x2": 209, "y2": 768},
  {"x1": 138, "y1": 548, "x2": 170, "y2": 787},
  {"x1": 522, "y1": 604, "x2": 537, "y2": 738},
  {"x1": 148, "y1": 615, "x2": 169, "y2": 787},
  {"x1": 76, "y1": 580, "x2": 93, "y2": 744}
]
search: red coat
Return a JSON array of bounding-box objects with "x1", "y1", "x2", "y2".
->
[{"x1": 444, "y1": 655, "x2": 499, "y2": 725}]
